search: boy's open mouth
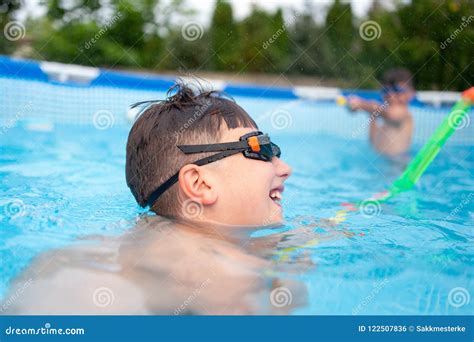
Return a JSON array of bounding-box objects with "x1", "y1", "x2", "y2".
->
[{"x1": 269, "y1": 186, "x2": 284, "y2": 207}]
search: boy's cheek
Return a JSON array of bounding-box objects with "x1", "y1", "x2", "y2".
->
[{"x1": 219, "y1": 159, "x2": 275, "y2": 224}]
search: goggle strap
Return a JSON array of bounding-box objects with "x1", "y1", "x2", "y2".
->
[
  {"x1": 145, "y1": 149, "x2": 243, "y2": 207},
  {"x1": 178, "y1": 141, "x2": 248, "y2": 154},
  {"x1": 145, "y1": 172, "x2": 179, "y2": 208},
  {"x1": 178, "y1": 134, "x2": 270, "y2": 154}
]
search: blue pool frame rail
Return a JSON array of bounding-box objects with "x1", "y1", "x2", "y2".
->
[{"x1": 0, "y1": 55, "x2": 449, "y2": 106}]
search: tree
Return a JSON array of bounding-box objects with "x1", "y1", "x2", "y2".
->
[
  {"x1": 287, "y1": 1, "x2": 327, "y2": 77},
  {"x1": 324, "y1": 0, "x2": 355, "y2": 79},
  {"x1": 238, "y1": 5, "x2": 284, "y2": 73},
  {"x1": 209, "y1": 0, "x2": 239, "y2": 71},
  {"x1": 269, "y1": 8, "x2": 290, "y2": 71},
  {"x1": 0, "y1": 0, "x2": 22, "y2": 54},
  {"x1": 396, "y1": 0, "x2": 473, "y2": 90},
  {"x1": 4, "y1": 0, "x2": 473, "y2": 90}
]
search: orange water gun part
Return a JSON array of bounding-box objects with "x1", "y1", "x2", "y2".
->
[{"x1": 462, "y1": 87, "x2": 474, "y2": 103}]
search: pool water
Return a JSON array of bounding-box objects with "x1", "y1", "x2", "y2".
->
[{"x1": 0, "y1": 96, "x2": 473, "y2": 315}]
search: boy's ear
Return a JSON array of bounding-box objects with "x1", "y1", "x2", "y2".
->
[{"x1": 178, "y1": 164, "x2": 218, "y2": 205}]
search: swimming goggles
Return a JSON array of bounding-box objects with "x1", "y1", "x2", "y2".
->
[
  {"x1": 145, "y1": 131, "x2": 281, "y2": 207},
  {"x1": 381, "y1": 83, "x2": 408, "y2": 94}
]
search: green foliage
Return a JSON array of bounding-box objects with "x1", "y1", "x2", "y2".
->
[
  {"x1": 4, "y1": 0, "x2": 474, "y2": 90},
  {"x1": 209, "y1": 0, "x2": 238, "y2": 70},
  {"x1": 286, "y1": 7, "x2": 321, "y2": 76},
  {"x1": 162, "y1": 29, "x2": 211, "y2": 71},
  {"x1": 325, "y1": 0, "x2": 360, "y2": 81},
  {"x1": 0, "y1": 0, "x2": 21, "y2": 53},
  {"x1": 107, "y1": 1, "x2": 145, "y2": 50},
  {"x1": 237, "y1": 6, "x2": 276, "y2": 72},
  {"x1": 267, "y1": 8, "x2": 290, "y2": 71},
  {"x1": 396, "y1": 0, "x2": 474, "y2": 90}
]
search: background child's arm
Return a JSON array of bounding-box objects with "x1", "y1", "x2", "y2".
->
[
  {"x1": 349, "y1": 96, "x2": 411, "y2": 126},
  {"x1": 347, "y1": 96, "x2": 381, "y2": 114}
]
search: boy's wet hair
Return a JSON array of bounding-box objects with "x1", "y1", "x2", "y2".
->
[
  {"x1": 125, "y1": 82, "x2": 257, "y2": 217},
  {"x1": 381, "y1": 68, "x2": 414, "y2": 88}
]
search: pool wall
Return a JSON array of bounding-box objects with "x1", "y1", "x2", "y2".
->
[{"x1": 1, "y1": 55, "x2": 472, "y2": 145}]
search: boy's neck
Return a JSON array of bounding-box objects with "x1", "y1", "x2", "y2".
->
[{"x1": 176, "y1": 218, "x2": 261, "y2": 244}]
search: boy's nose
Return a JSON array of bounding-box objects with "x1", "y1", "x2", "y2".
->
[{"x1": 273, "y1": 157, "x2": 292, "y2": 180}]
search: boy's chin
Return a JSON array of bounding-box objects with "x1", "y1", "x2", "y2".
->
[{"x1": 261, "y1": 213, "x2": 285, "y2": 227}]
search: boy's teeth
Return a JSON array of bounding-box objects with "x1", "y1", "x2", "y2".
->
[{"x1": 270, "y1": 190, "x2": 282, "y2": 200}]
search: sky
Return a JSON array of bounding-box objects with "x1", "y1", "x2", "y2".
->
[
  {"x1": 190, "y1": 0, "x2": 377, "y2": 24},
  {"x1": 18, "y1": 0, "x2": 378, "y2": 24}
]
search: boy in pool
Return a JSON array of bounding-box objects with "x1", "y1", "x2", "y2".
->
[
  {"x1": 348, "y1": 68, "x2": 415, "y2": 156},
  {"x1": 126, "y1": 83, "x2": 292, "y2": 226},
  {"x1": 3, "y1": 83, "x2": 322, "y2": 315}
]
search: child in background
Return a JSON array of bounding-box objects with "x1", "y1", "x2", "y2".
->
[{"x1": 348, "y1": 68, "x2": 416, "y2": 156}]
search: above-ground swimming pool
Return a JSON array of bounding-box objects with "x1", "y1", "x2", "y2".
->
[{"x1": 1, "y1": 59, "x2": 473, "y2": 315}]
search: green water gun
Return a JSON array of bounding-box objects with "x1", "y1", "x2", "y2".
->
[{"x1": 364, "y1": 87, "x2": 473, "y2": 205}]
